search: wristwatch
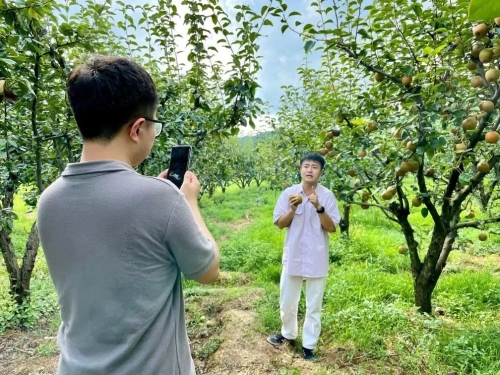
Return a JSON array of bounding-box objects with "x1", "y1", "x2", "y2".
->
[{"x1": 316, "y1": 206, "x2": 325, "y2": 213}]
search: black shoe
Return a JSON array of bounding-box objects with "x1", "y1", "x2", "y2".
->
[
  {"x1": 267, "y1": 333, "x2": 288, "y2": 346},
  {"x1": 303, "y1": 347, "x2": 316, "y2": 361}
]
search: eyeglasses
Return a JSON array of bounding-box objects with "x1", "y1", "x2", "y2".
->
[{"x1": 143, "y1": 117, "x2": 164, "y2": 137}]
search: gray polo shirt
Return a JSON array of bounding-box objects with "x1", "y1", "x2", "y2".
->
[{"x1": 37, "y1": 160, "x2": 215, "y2": 375}]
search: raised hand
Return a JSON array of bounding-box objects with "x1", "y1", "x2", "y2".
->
[{"x1": 308, "y1": 185, "x2": 321, "y2": 210}]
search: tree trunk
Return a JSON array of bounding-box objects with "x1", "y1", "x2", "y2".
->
[
  {"x1": 53, "y1": 138, "x2": 66, "y2": 173},
  {"x1": 413, "y1": 277, "x2": 436, "y2": 314},
  {"x1": 0, "y1": 188, "x2": 22, "y2": 303},
  {"x1": 66, "y1": 135, "x2": 74, "y2": 163},
  {"x1": 18, "y1": 222, "x2": 40, "y2": 304},
  {"x1": 339, "y1": 203, "x2": 350, "y2": 236}
]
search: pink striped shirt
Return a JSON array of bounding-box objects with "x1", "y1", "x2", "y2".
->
[{"x1": 273, "y1": 183, "x2": 341, "y2": 278}]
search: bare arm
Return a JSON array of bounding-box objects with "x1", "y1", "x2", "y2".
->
[
  {"x1": 161, "y1": 168, "x2": 220, "y2": 285},
  {"x1": 185, "y1": 200, "x2": 220, "y2": 284},
  {"x1": 308, "y1": 186, "x2": 336, "y2": 232},
  {"x1": 276, "y1": 208, "x2": 296, "y2": 229},
  {"x1": 276, "y1": 194, "x2": 301, "y2": 229},
  {"x1": 317, "y1": 211, "x2": 336, "y2": 232}
]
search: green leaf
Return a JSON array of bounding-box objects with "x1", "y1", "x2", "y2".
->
[
  {"x1": 289, "y1": 11, "x2": 302, "y2": 17},
  {"x1": 281, "y1": 24, "x2": 289, "y2": 33},
  {"x1": 432, "y1": 43, "x2": 448, "y2": 56},
  {"x1": 304, "y1": 40, "x2": 316, "y2": 53},
  {"x1": 469, "y1": 0, "x2": 500, "y2": 20},
  {"x1": 28, "y1": 7, "x2": 39, "y2": 19},
  {"x1": 421, "y1": 207, "x2": 429, "y2": 218},
  {"x1": 263, "y1": 19, "x2": 273, "y2": 26}
]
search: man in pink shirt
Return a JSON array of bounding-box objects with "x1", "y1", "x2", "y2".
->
[{"x1": 267, "y1": 152, "x2": 341, "y2": 360}]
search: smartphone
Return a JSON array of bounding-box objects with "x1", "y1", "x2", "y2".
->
[{"x1": 166, "y1": 145, "x2": 192, "y2": 189}]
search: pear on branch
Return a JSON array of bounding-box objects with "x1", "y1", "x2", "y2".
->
[
  {"x1": 471, "y1": 76, "x2": 483, "y2": 88},
  {"x1": 485, "y1": 131, "x2": 499, "y2": 143},
  {"x1": 485, "y1": 69, "x2": 500, "y2": 82},
  {"x1": 473, "y1": 23, "x2": 489, "y2": 38},
  {"x1": 479, "y1": 101, "x2": 495, "y2": 113}
]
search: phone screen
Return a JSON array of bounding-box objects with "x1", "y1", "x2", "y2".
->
[{"x1": 167, "y1": 145, "x2": 192, "y2": 189}]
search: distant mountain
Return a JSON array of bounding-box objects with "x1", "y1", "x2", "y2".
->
[{"x1": 239, "y1": 131, "x2": 275, "y2": 144}]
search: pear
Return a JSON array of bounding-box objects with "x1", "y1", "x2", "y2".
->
[
  {"x1": 479, "y1": 49, "x2": 494, "y2": 63},
  {"x1": 485, "y1": 69, "x2": 500, "y2": 82},
  {"x1": 374, "y1": 72, "x2": 384, "y2": 82},
  {"x1": 473, "y1": 23, "x2": 489, "y2": 38},
  {"x1": 399, "y1": 161, "x2": 413, "y2": 173},
  {"x1": 471, "y1": 44, "x2": 484, "y2": 58},
  {"x1": 467, "y1": 61, "x2": 477, "y2": 71},
  {"x1": 412, "y1": 197, "x2": 422, "y2": 207},
  {"x1": 408, "y1": 160, "x2": 419, "y2": 172},
  {"x1": 461, "y1": 117, "x2": 477, "y2": 131},
  {"x1": 477, "y1": 161, "x2": 490, "y2": 173},
  {"x1": 485, "y1": 131, "x2": 500, "y2": 143},
  {"x1": 455, "y1": 143, "x2": 467, "y2": 152},
  {"x1": 471, "y1": 76, "x2": 483, "y2": 88},
  {"x1": 406, "y1": 141, "x2": 417, "y2": 151},
  {"x1": 479, "y1": 100, "x2": 495, "y2": 113},
  {"x1": 401, "y1": 76, "x2": 412, "y2": 86},
  {"x1": 361, "y1": 191, "x2": 371, "y2": 201},
  {"x1": 367, "y1": 121, "x2": 378, "y2": 132}
]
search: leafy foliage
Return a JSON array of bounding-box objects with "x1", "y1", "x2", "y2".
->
[{"x1": 251, "y1": 0, "x2": 500, "y2": 313}]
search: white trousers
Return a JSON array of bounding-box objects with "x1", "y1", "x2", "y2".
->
[{"x1": 279, "y1": 271, "x2": 327, "y2": 350}]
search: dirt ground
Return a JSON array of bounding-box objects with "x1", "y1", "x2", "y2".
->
[{"x1": 0, "y1": 272, "x2": 387, "y2": 375}]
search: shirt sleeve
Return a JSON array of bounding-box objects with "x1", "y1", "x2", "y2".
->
[
  {"x1": 324, "y1": 191, "x2": 341, "y2": 228},
  {"x1": 164, "y1": 195, "x2": 215, "y2": 280},
  {"x1": 273, "y1": 190, "x2": 290, "y2": 225}
]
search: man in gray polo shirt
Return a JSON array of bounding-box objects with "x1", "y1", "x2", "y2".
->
[{"x1": 36, "y1": 55, "x2": 219, "y2": 374}]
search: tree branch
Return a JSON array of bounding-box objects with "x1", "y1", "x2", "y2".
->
[
  {"x1": 435, "y1": 231, "x2": 457, "y2": 272},
  {"x1": 452, "y1": 216, "x2": 500, "y2": 230},
  {"x1": 416, "y1": 154, "x2": 444, "y2": 231},
  {"x1": 345, "y1": 201, "x2": 397, "y2": 218},
  {"x1": 453, "y1": 154, "x2": 500, "y2": 211}
]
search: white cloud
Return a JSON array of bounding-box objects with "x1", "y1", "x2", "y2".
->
[{"x1": 238, "y1": 114, "x2": 276, "y2": 136}]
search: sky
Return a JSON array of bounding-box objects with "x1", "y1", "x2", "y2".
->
[{"x1": 108, "y1": 0, "x2": 324, "y2": 135}]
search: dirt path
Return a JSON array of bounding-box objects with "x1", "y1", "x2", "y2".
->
[{"x1": 0, "y1": 272, "x2": 346, "y2": 375}]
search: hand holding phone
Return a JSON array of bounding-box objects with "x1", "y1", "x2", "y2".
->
[
  {"x1": 180, "y1": 171, "x2": 200, "y2": 202},
  {"x1": 166, "y1": 145, "x2": 192, "y2": 189}
]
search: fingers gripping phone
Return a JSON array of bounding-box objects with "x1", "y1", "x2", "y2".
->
[{"x1": 166, "y1": 145, "x2": 192, "y2": 189}]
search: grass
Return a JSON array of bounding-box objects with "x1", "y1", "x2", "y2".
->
[
  {"x1": 1, "y1": 182, "x2": 500, "y2": 374},
  {"x1": 205, "y1": 184, "x2": 500, "y2": 374}
]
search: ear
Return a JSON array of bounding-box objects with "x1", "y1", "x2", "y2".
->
[{"x1": 128, "y1": 118, "x2": 146, "y2": 143}]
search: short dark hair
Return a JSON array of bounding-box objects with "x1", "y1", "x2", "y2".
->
[
  {"x1": 67, "y1": 55, "x2": 159, "y2": 141},
  {"x1": 300, "y1": 152, "x2": 325, "y2": 170}
]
